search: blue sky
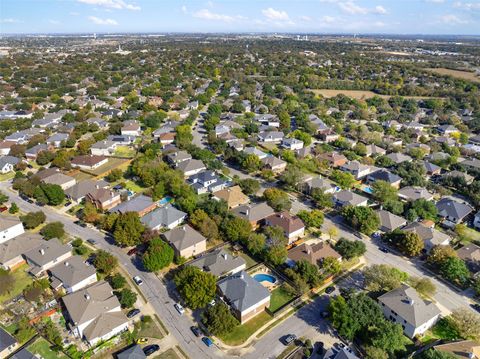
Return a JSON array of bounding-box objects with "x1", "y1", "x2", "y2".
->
[{"x1": 0, "y1": 0, "x2": 479, "y2": 35}]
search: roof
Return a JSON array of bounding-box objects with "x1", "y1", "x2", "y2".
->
[
  {"x1": 0, "y1": 233, "x2": 43, "y2": 264},
  {"x1": 376, "y1": 210, "x2": 407, "y2": 232},
  {"x1": 24, "y1": 239, "x2": 71, "y2": 273},
  {"x1": 49, "y1": 255, "x2": 96, "y2": 289},
  {"x1": 261, "y1": 156, "x2": 287, "y2": 168},
  {"x1": 0, "y1": 327, "x2": 17, "y2": 353},
  {"x1": 368, "y1": 169, "x2": 402, "y2": 184},
  {"x1": 436, "y1": 198, "x2": 473, "y2": 220},
  {"x1": 43, "y1": 173, "x2": 75, "y2": 186},
  {"x1": 83, "y1": 311, "x2": 129, "y2": 342},
  {"x1": 62, "y1": 280, "x2": 120, "y2": 326},
  {"x1": 213, "y1": 186, "x2": 249, "y2": 208},
  {"x1": 386, "y1": 152, "x2": 412, "y2": 164},
  {"x1": 71, "y1": 154, "x2": 107, "y2": 167},
  {"x1": 117, "y1": 345, "x2": 147, "y2": 359},
  {"x1": 166, "y1": 151, "x2": 192, "y2": 163},
  {"x1": 266, "y1": 211, "x2": 304, "y2": 234},
  {"x1": 232, "y1": 202, "x2": 275, "y2": 223},
  {"x1": 288, "y1": 242, "x2": 341, "y2": 265},
  {"x1": 378, "y1": 284, "x2": 441, "y2": 327},
  {"x1": 217, "y1": 271, "x2": 270, "y2": 312},
  {"x1": 0, "y1": 155, "x2": 20, "y2": 167},
  {"x1": 162, "y1": 225, "x2": 207, "y2": 252},
  {"x1": 65, "y1": 180, "x2": 108, "y2": 201},
  {"x1": 141, "y1": 205, "x2": 187, "y2": 229},
  {"x1": 398, "y1": 186, "x2": 433, "y2": 201},
  {"x1": 0, "y1": 216, "x2": 22, "y2": 232},
  {"x1": 176, "y1": 159, "x2": 206, "y2": 174},
  {"x1": 403, "y1": 222, "x2": 451, "y2": 246},
  {"x1": 189, "y1": 248, "x2": 246, "y2": 277},
  {"x1": 333, "y1": 190, "x2": 368, "y2": 206},
  {"x1": 433, "y1": 340, "x2": 480, "y2": 358},
  {"x1": 10, "y1": 348, "x2": 36, "y2": 359},
  {"x1": 305, "y1": 177, "x2": 336, "y2": 192},
  {"x1": 109, "y1": 194, "x2": 155, "y2": 214},
  {"x1": 35, "y1": 167, "x2": 62, "y2": 180}
]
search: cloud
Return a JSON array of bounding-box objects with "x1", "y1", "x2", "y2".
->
[
  {"x1": 426, "y1": 0, "x2": 445, "y2": 3},
  {"x1": 78, "y1": 0, "x2": 140, "y2": 11},
  {"x1": 374, "y1": 5, "x2": 387, "y2": 14},
  {"x1": 453, "y1": 1, "x2": 480, "y2": 10},
  {"x1": 321, "y1": 15, "x2": 336, "y2": 23},
  {"x1": 0, "y1": 18, "x2": 21, "y2": 23},
  {"x1": 299, "y1": 15, "x2": 312, "y2": 21},
  {"x1": 193, "y1": 9, "x2": 238, "y2": 22},
  {"x1": 49, "y1": 19, "x2": 61, "y2": 25},
  {"x1": 339, "y1": 2, "x2": 368, "y2": 14},
  {"x1": 439, "y1": 14, "x2": 469, "y2": 24},
  {"x1": 88, "y1": 16, "x2": 118, "y2": 25},
  {"x1": 69, "y1": 11, "x2": 80, "y2": 16},
  {"x1": 181, "y1": 5, "x2": 187, "y2": 14},
  {"x1": 262, "y1": 8, "x2": 290, "y2": 21}
]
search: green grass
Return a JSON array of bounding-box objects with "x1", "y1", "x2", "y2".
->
[
  {"x1": 87, "y1": 157, "x2": 130, "y2": 177},
  {"x1": 0, "y1": 264, "x2": 34, "y2": 303},
  {"x1": 154, "y1": 348, "x2": 181, "y2": 359},
  {"x1": 114, "y1": 146, "x2": 136, "y2": 158},
  {"x1": 457, "y1": 226, "x2": 480, "y2": 244},
  {"x1": 134, "y1": 317, "x2": 165, "y2": 340},
  {"x1": 218, "y1": 311, "x2": 272, "y2": 346},
  {"x1": 0, "y1": 172, "x2": 15, "y2": 181},
  {"x1": 431, "y1": 318, "x2": 462, "y2": 341},
  {"x1": 28, "y1": 337, "x2": 67, "y2": 359},
  {"x1": 269, "y1": 285, "x2": 296, "y2": 312},
  {"x1": 123, "y1": 179, "x2": 146, "y2": 193}
]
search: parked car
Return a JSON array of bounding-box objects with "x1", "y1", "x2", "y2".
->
[
  {"x1": 0, "y1": 206, "x2": 7, "y2": 212},
  {"x1": 136, "y1": 337, "x2": 148, "y2": 344},
  {"x1": 325, "y1": 286, "x2": 335, "y2": 294},
  {"x1": 133, "y1": 276, "x2": 143, "y2": 286},
  {"x1": 379, "y1": 247, "x2": 389, "y2": 253},
  {"x1": 190, "y1": 326, "x2": 202, "y2": 337},
  {"x1": 471, "y1": 303, "x2": 480, "y2": 313},
  {"x1": 143, "y1": 344, "x2": 160, "y2": 356},
  {"x1": 202, "y1": 337, "x2": 213, "y2": 347},
  {"x1": 127, "y1": 309, "x2": 140, "y2": 318},
  {"x1": 74, "y1": 220, "x2": 87, "y2": 228},
  {"x1": 87, "y1": 239, "x2": 96, "y2": 245},
  {"x1": 127, "y1": 247, "x2": 138, "y2": 256},
  {"x1": 282, "y1": 334, "x2": 297, "y2": 345},
  {"x1": 174, "y1": 303, "x2": 185, "y2": 315},
  {"x1": 64, "y1": 201, "x2": 72, "y2": 207}
]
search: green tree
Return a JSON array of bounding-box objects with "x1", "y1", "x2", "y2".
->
[
  {"x1": 263, "y1": 188, "x2": 291, "y2": 211},
  {"x1": 175, "y1": 124, "x2": 193, "y2": 149},
  {"x1": 363, "y1": 264, "x2": 408, "y2": 292},
  {"x1": 331, "y1": 170, "x2": 356, "y2": 189},
  {"x1": 40, "y1": 221, "x2": 65, "y2": 240},
  {"x1": 113, "y1": 212, "x2": 145, "y2": 247},
  {"x1": 242, "y1": 154, "x2": 261, "y2": 173},
  {"x1": 397, "y1": 231, "x2": 424, "y2": 257},
  {"x1": 322, "y1": 256, "x2": 342, "y2": 276},
  {"x1": 8, "y1": 202, "x2": 19, "y2": 214},
  {"x1": 110, "y1": 273, "x2": 127, "y2": 289},
  {"x1": 94, "y1": 250, "x2": 118, "y2": 275},
  {"x1": 295, "y1": 259, "x2": 321, "y2": 287},
  {"x1": 174, "y1": 266, "x2": 217, "y2": 309},
  {"x1": 440, "y1": 257, "x2": 470, "y2": 285},
  {"x1": 428, "y1": 245, "x2": 457, "y2": 266},
  {"x1": 202, "y1": 302, "x2": 239, "y2": 336},
  {"x1": 409, "y1": 199, "x2": 438, "y2": 221},
  {"x1": 416, "y1": 349, "x2": 457, "y2": 359},
  {"x1": 0, "y1": 269, "x2": 15, "y2": 296},
  {"x1": 143, "y1": 237, "x2": 174, "y2": 272},
  {"x1": 369, "y1": 320, "x2": 406, "y2": 354},
  {"x1": 190, "y1": 209, "x2": 219, "y2": 241},
  {"x1": 341, "y1": 206, "x2": 380, "y2": 235},
  {"x1": 297, "y1": 209, "x2": 324, "y2": 229},
  {"x1": 247, "y1": 233, "x2": 266, "y2": 255},
  {"x1": 364, "y1": 346, "x2": 388, "y2": 359},
  {"x1": 410, "y1": 277, "x2": 436, "y2": 297},
  {"x1": 39, "y1": 183, "x2": 65, "y2": 205},
  {"x1": 222, "y1": 216, "x2": 252, "y2": 243},
  {"x1": 372, "y1": 180, "x2": 398, "y2": 203},
  {"x1": 334, "y1": 238, "x2": 366, "y2": 259},
  {"x1": 105, "y1": 168, "x2": 123, "y2": 182},
  {"x1": 238, "y1": 178, "x2": 260, "y2": 195},
  {"x1": 20, "y1": 211, "x2": 46, "y2": 229},
  {"x1": 450, "y1": 309, "x2": 480, "y2": 340},
  {"x1": 117, "y1": 288, "x2": 137, "y2": 308},
  {"x1": 0, "y1": 191, "x2": 8, "y2": 205},
  {"x1": 291, "y1": 129, "x2": 312, "y2": 146}
]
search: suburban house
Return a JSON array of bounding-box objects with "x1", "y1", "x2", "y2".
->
[
  {"x1": 398, "y1": 186, "x2": 434, "y2": 202},
  {"x1": 287, "y1": 242, "x2": 341, "y2": 267},
  {"x1": 108, "y1": 194, "x2": 157, "y2": 217},
  {"x1": 71, "y1": 155, "x2": 108, "y2": 170},
  {"x1": 378, "y1": 284, "x2": 441, "y2": 338},
  {"x1": 261, "y1": 156, "x2": 287, "y2": 173},
  {"x1": 90, "y1": 140, "x2": 117, "y2": 156},
  {"x1": 65, "y1": 180, "x2": 109, "y2": 203},
  {"x1": 323, "y1": 347, "x2": 359, "y2": 359},
  {"x1": 340, "y1": 161, "x2": 374, "y2": 180},
  {"x1": 0, "y1": 141, "x2": 15, "y2": 156},
  {"x1": 47, "y1": 133, "x2": 69, "y2": 148},
  {"x1": 62, "y1": 281, "x2": 129, "y2": 346},
  {"x1": 141, "y1": 204, "x2": 187, "y2": 230},
  {"x1": 318, "y1": 152, "x2": 348, "y2": 168},
  {"x1": 420, "y1": 161, "x2": 442, "y2": 177},
  {"x1": 386, "y1": 152, "x2": 413, "y2": 165},
  {"x1": 0, "y1": 327, "x2": 19, "y2": 359},
  {"x1": 0, "y1": 233, "x2": 43, "y2": 270},
  {"x1": 166, "y1": 150, "x2": 192, "y2": 166},
  {"x1": 176, "y1": 159, "x2": 206, "y2": 177},
  {"x1": 376, "y1": 210, "x2": 407, "y2": 233},
  {"x1": 0, "y1": 156, "x2": 20, "y2": 173},
  {"x1": 187, "y1": 170, "x2": 227, "y2": 194},
  {"x1": 456, "y1": 244, "x2": 480, "y2": 274},
  {"x1": 243, "y1": 147, "x2": 268, "y2": 160},
  {"x1": 24, "y1": 239, "x2": 72, "y2": 276},
  {"x1": 117, "y1": 345, "x2": 146, "y2": 359},
  {"x1": 162, "y1": 225, "x2": 207, "y2": 259},
  {"x1": 303, "y1": 176, "x2": 337, "y2": 194},
  {"x1": 435, "y1": 198, "x2": 473, "y2": 228},
  {"x1": 365, "y1": 144, "x2": 387, "y2": 157},
  {"x1": 333, "y1": 190, "x2": 368, "y2": 208},
  {"x1": 402, "y1": 222, "x2": 451, "y2": 252},
  {"x1": 265, "y1": 211, "x2": 305, "y2": 244},
  {"x1": 49, "y1": 255, "x2": 97, "y2": 293},
  {"x1": 86, "y1": 188, "x2": 121, "y2": 211},
  {"x1": 0, "y1": 216, "x2": 25, "y2": 244},
  {"x1": 366, "y1": 169, "x2": 402, "y2": 188},
  {"x1": 25, "y1": 144, "x2": 51, "y2": 160},
  {"x1": 212, "y1": 185, "x2": 250, "y2": 209},
  {"x1": 231, "y1": 202, "x2": 275, "y2": 228},
  {"x1": 257, "y1": 131, "x2": 284, "y2": 143},
  {"x1": 189, "y1": 248, "x2": 246, "y2": 277},
  {"x1": 121, "y1": 120, "x2": 141, "y2": 136},
  {"x1": 281, "y1": 138, "x2": 304, "y2": 150},
  {"x1": 433, "y1": 340, "x2": 480, "y2": 358},
  {"x1": 42, "y1": 172, "x2": 77, "y2": 190},
  {"x1": 217, "y1": 271, "x2": 271, "y2": 324}
]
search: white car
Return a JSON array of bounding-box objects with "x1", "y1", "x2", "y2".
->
[
  {"x1": 174, "y1": 303, "x2": 185, "y2": 315},
  {"x1": 133, "y1": 276, "x2": 143, "y2": 285}
]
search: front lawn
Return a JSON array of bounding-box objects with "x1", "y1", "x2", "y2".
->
[
  {"x1": 0, "y1": 264, "x2": 34, "y2": 303},
  {"x1": 218, "y1": 311, "x2": 272, "y2": 346},
  {"x1": 28, "y1": 337, "x2": 67, "y2": 359},
  {"x1": 114, "y1": 146, "x2": 136, "y2": 158},
  {"x1": 133, "y1": 316, "x2": 165, "y2": 340},
  {"x1": 269, "y1": 285, "x2": 296, "y2": 312},
  {"x1": 155, "y1": 348, "x2": 181, "y2": 359},
  {"x1": 431, "y1": 318, "x2": 461, "y2": 341}
]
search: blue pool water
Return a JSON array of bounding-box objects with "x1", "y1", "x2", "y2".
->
[
  {"x1": 363, "y1": 186, "x2": 374, "y2": 194},
  {"x1": 158, "y1": 196, "x2": 173, "y2": 206},
  {"x1": 254, "y1": 273, "x2": 277, "y2": 284}
]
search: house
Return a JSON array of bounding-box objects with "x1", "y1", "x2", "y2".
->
[
  {"x1": 376, "y1": 210, "x2": 407, "y2": 232},
  {"x1": 257, "y1": 131, "x2": 284, "y2": 143},
  {"x1": 49, "y1": 255, "x2": 97, "y2": 293},
  {"x1": 71, "y1": 155, "x2": 108, "y2": 170},
  {"x1": 265, "y1": 211, "x2": 305, "y2": 244},
  {"x1": 243, "y1": 147, "x2": 268, "y2": 160},
  {"x1": 433, "y1": 340, "x2": 480, "y2": 358},
  {"x1": 333, "y1": 190, "x2": 368, "y2": 208},
  {"x1": 121, "y1": 120, "x2": 141, "y2": 136},
  {"x1": 158, "y1": 132, "x2": 176, "y2": 146},
  {"x1": 443, "y1": 170, "x2": 474, "y2": 185},
  {"x1": 47, "y1": 133, "x2": 69, "y2": 148},
  {"x1": 456, "y1": 244, "x2": 480, "y2": 274},
  {"x1": 42, "y1": 173, "x2": 77, "y2": 190},
  {"x1": 323, "y1": 347, "x2": 360, "y2": 359},
  {"x1": 189, "y1": 248, "x2": 246, "y2": 277},
  {"x1": 176, "y1": 159, "x2": 206, "y2": 177},
  {"x1": 213, "y1": 186, "x2": 250, "y2": 209},
  {"x1": 162, "y1": 225, "x2": 207, "y2": 258},
  {"x1": 281, "y1": 138, "x2": 304, "y2": 150},
  {"x1": 166, "y1": 150, "x2": 192, "y2": 166},
  {"x1": 85, "y1": 187, "x2": 121, "y2": 211},
  {"x1": 0, "y1": 216, "x2": 25, "y2": 244},
  {"x1": 62, "y1": 281, "x2": 129, "y2": 346},
  {"x1": 0, "y1": 156, "x2": 20, "y2": 173},
  {"x1": 10, "y1": 348, "x2": 37, "y2": 359},
  {"x1": 402, "y1": 222, "x2": 451, "y2": 252},
  {"x1": 91, "y1": 140, "x2": 117, "y2": 156},
  {"x1": 436, "y1": 198, "x2": 473, "y2": 228},
  {"x1": 217, "y1": 271, "x2": 270, "y2": 324},
  {"x1": 365, "y1": 144, "x2": 386, "y2": 157},
  {"x1": 261, "y1": 156, "x2": 287, "y2": 173},
  {"x1": 398, "y1": 186, "x2": 434, "y2": 202},
  {"x1": 474, "y1": 211, "x2": 480, "y2": 230},
  {"x1": 232, "y1": 203, "x2": 275, "y2": 228},
  {"x1": 0, "y1": 233, "x2": 43, "y2": 270},
  {"x1": 107, "y1": 135, "x2": 135, "y2": 145},
  {"x1": 0, "y1": 140, "x2": 15, "y2": 155},
  {"x1": 378, "y1": 284, "x2": 441, "y2": 338},
  {"x1": 317, "y1": 152, "x2": 348, "y2": 167},
  {"x1": 25, "y1": 144, "x2": 50, "y2": 160},
  {"x1": 366, "y1": 169, "x2": 402, "y2": 188},
  {"x1": 303, "y1": 176, "x2": 337, "y2": 194},
  {"x1": 438, "y1": 124, "x2": 458, "y2": 135},
  {"x1": 108, "y1": 194, "x2": 157, "y2": 217},
  {"x1": 188, "y1": 170, "x2": 227, "y2": 194},
  {"x1": 340, "y1": 161, "x2": 374, "y2": 180},
  {"x1": 255, "y1": 114, "x2": 280, "y2": 128},
  {"x1": 0, "y1": 327, "x2": 18, "y2": 358},
  {"x1": 420, "y1": 161, "x2": 442, "y2": 177},
  {"x1": 65, "y1": 180, "x2": 109, "y2": 203},
  {"x1": 117, "y1": 344, "x2": 147, "y2": 359},
  {"x1": 24, "y1": 239, "x2": 72, "y2": 276},
  {"x1": 386, "y1": 152, "x2": 413, "y2": 165},
  {"x1": 287, "y1": 242, "x2": 341, "y2": 267},
  {"x1": 141, "y1": 204, "x2": 187, "y2": 230}
]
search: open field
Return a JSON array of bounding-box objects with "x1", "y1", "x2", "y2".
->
[
  {"x1": 426, "y1": 68, "x2": 480, "y2": 83},
  {"x1": 310, "y1": 89, "x2": 442, "y2": 100}
]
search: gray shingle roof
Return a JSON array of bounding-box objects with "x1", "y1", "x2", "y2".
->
[
  {"x1": 436, "y1": 198, "x2": 473, "y2": 221},
  {"x1": 232, "y1": 202, "x2": 275, "y2": 223},
  {"x1": 49, "y1": 255, "x2": 96, "y2": 289},
  {"x1": 109, "y1": 194, "x2": 154, "y2": 214},
  {"x1": 117, "y1": 344, "x2": 146, "y2": 359},
  {"x1": 0, "y1": 327, "x2": 17, "y2": 353},
  {"x1": 162, "y1": 225, "x2": 206, "y2": 252},
  {"x1": 0, "y1": 233, "x2": 43, "y2": 264},
  {"x1": 141, "y1": 205, "x2": 186, "y2": 229},
  {"x1": 189, "y1": 248, "x2": 246, "y2": 277},
  {"x1": 376, "y1": 210, "x2": 407, "y2": 232},
  {"x1": 24, "y1": 239, "x2": 71, "y2": 268}
]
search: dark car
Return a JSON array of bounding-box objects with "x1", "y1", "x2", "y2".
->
[
  {"x1": 325, "y1": 286, "x2": 335, "y2": 294},
  {"x1": 64, "y1": 201, "x2": 72, "y2": 207},
  {"x1": 143, "y1": 344, "x2": 160, "y2": 356},
  {"x1": 87, "y1": 239, "x2": 96, "y2": 245},
  {"x1": 127, "y1": 309, "x2": 140, "y2": 318},
  {"x1": 283, "y1": 334, "x2": 297, "y2": 345},
  {"x1": 74, "y1": 221, "x2": 87, "y2": 228},
  {"x1": 379, "y1": 247, "x2": 389, "y2": 253},
  {"x1": 191, "y1": 326, "x2": 202, "y2": 337},
  {"x1": 471, "y1": 304, "x2": 480, "y2": 313},
  {"x1": 127, "y1": 247, "x2": 138, "y2": 256},
  {"x1": 202, "y1": 337, "x2": 213, "y2": 347}
]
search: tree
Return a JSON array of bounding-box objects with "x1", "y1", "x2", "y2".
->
[
  {"x1": 295, "y1": 259, "x2": 321, "y2": 287},
  {"x1": 428, "y1": 245, "x2": 457, "y2": 266},
  {"x1": 311, "y1": 189, "x2": 333, "y2": 209},
  {"x1": 331, "y1": 170, "x2": 356, "y2": 189},
  {"x1": 363, "y1": 264, "x2": 408, "y2": 292},
  {"x1": 94, "y1": 250, "x2": 118, "y2": 275},
  {"x1": 20, "y1": 211, "x2": 46, "y2": 229},
  {"x1": 0, "y1": 269, "x2": 15, "y2": 296},
  {"x1": 321, "y1": 257, "x2": 342, "y2": 276},
  {"x1": 117, "y1": 288, "x2": 137, "y2": 308},
  {"x1": 291, "y1": 129, "x2": 312, "y2": 146},
  {"x1": 440, "y1": 257, "x2": 470, "y2": 285},
  {"x1": 222, "y1": 217, "x2": 252, "y2": 243},
  {"x1": 408, "y1": 199, "x2": 438, "y2": 221},
  {"x1": 242, "y1": 154, "x2": 261, "y2": 173},
  {"x1": 410, "y1": 277, "x2": 436, "y2": 297},
  {"x1": 450, "y1": 309, "x2": 480, "y2": 340},
  {"x1": 263, "y1": 188, "x2": 291, "y2": 212},
  {"x1": 327, "y1": 227, "x2": 339, "y2": 240},
  {"x1": 297, "y1": 209, "x2": 324, "y2": 229},
  {"x1": 334, "y1": 238, "x2": 366, "y2": 259},
  {"x1": 105, "y1": 168, "x2": 123, "y2": 182},
  {"x1": 174, "y1": 266, "x2": 217, "y2": 309},
  {"x1": 397, "y1": 231, "x2": 424, "y2": 257},
  {"x1": 369, "y1": 319, "x2": 406, "y2": 354},
  {"x1": 9, "y1": 202, "x2": 19, "y2": 214},
  {"x1": 40, "y1": 222, "x2": 65, "y2": 240},
  {"x1": 238, "y1": 178, "x2": 260, "y2": 196},
  {"x1": 247, "y1": 233, "x2": 265, "y2": 255},
  {"x1": 142, "y1": 237, "x2": 174, "y2": 272},
  {"x1": 202, "y1": 302, "x2": 239, "y2": 336},
  {"x1": 0, "y1": 191, "x2": 8, "y2": 205},
  {"x1": 15, "y1": 317, "x2": 36, "y2": 343},
  {"x1": 417, "y1": 349, "x2": 457, "y2": 359},
  {"x1": 190, "y1": 209, "x2": 219, "y2": 241},
  {"x1": 83, "y1": 201, "x2": 101, "y2": 223},
  {"x1": 40, "y1": 183, "x2": 66, "y2": 205},
  {"x1": 110, "y1": 273, "x2": 127, "y2": 289},
  {"x1": 341, "y1": 206, "x2": 380, "y2": 235},
  {"x1": 280, "y1": 165, "x2": 306, "y2": 189},
  {"x1": 113, "y1": 212, "x2": 145, "y2": 247},
  {"x1": 364, "y1": 346, "x2": 388, "y2": 359},
  {"x1": 175, "y1": 125, "x2": 193, "y2": 149},
  {"x1": 372, "y1": 180, "x2": 398, "y2": 203}
]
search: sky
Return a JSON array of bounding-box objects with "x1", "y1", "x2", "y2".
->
[{"x1": 0, "y1": 0, "x2": 479, "y2": 35}]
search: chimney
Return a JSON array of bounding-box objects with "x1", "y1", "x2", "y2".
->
[
  {"x1": 245, "y1": 209, "x2": 249, "y2": 216},
  {"x1": 222, "y1": 253, "x2": 228, "y2": 260},
  {"x1": 407, "y1": 297, "x2": 414, "y2": 306},
  {"x1": 40, "y1": 249, "x2": 45, "y2": 255}
]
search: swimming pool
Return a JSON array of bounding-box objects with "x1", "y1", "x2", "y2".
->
[
  {"x1": 363, "y1": 186, "x2": 374, "y2": 194},
  {"x1": 253, "y1": 273, "x2": 277, "y2": 284},
  {"x1": 158, "y1": 196, "x2": 173, "y2": 206}
]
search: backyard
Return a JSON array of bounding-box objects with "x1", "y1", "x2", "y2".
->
[
  {"x1": 114, "y1": 146, "x2": 137, "y2": 158},
  {"x1": 269, "y1": 284, "x2": 296, "y2": 312},
  {"x1": 0, "y1": 264, "x2": 34, "y2": 304},
  {"x1": 218, "y1": 311, "x2": 272, "y2": 346},
  {"x1": 28, "y1": 337, "x2": 68, "y2": 359}
]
